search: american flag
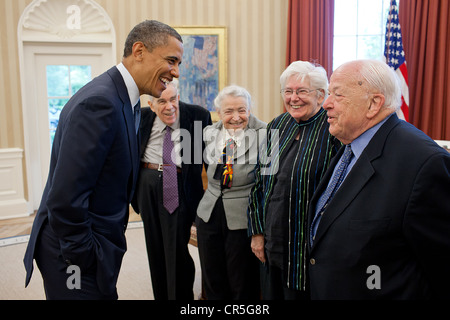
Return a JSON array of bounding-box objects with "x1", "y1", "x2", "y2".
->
[{"x1": 384, "y1": 0, "x2": 409, "y2": 122}]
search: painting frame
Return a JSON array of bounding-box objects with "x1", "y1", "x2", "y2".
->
[{"x1": 174, "y1": 26, "x2": 227, "y2": 122}]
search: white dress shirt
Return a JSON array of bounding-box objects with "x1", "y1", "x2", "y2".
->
[
  {"x1": 116, "y1": 63, "x2": 140, "y2": 110},
  {"x1": 142, "y1": 115, "x2": 182, "y2": 168}
]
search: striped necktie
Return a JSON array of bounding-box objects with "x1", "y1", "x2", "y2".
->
[
  {"x1": 310, "y1": 144, "x2": 353, "y2": 244},
  {"x1": 133, "y1": 101, "x2": 141, "y2": 134},
  {"x1": 213, "y1": 138, "x2": 236, "y2": 189},
  {"x1": 221, "y1": 138, "x2": 236, "y2": 188}
]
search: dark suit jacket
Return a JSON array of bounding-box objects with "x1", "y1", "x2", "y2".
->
[
  {"x1": 132, "y1": 102, "x2": 212, "y2": 221},
  {"x1": 24, "y1": 66, "x2": 140, "y2": 295},
  {"x1": 307, "y1": 114, "x2": 450, "y2": 299}
]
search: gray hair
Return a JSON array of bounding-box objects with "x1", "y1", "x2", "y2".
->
[
  {"x1": 214, "y1": 85, "x2": 252, "y2": 112},
  {"x1": 353, "y1": 59, "x2": 402, "y2": 112},
  {"x1": 123, "y1": 20, "x2": 183, "y2": 57},
  {"x1": 280, "y1": 61, "x2": 329, "y2": 101}
]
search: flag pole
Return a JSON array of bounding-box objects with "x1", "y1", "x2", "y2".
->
[{"x1": 386, "y1": 0, "x2": 394, "y2": 60}]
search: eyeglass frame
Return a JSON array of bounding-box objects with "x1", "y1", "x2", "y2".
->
[{"x1": 281, "y1": 88, "x2": 319, "y2": 98}]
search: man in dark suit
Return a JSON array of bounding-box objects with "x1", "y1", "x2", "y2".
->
[
  {"x1": 132, "y1": 79, "x2": 212, "y2": 300},
  {"x1": 308, "y1": 59, "x2": 450, "y2": 299},
  {"x1": 23, "y1": 20, "x2": 183, "y2": 300}
]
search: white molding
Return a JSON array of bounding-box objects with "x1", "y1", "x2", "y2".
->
[
  {"x1": 435, "y1": 140, "x2": 450, "y2": 152},
  {"x1": 0, "y1": 235, "x2": 30, "y2": 247},
  {"x1": 0, "y1": 221, "x2": 143, "y2": 246},
  {"x1": 0, "y1": 149, "x2": 30, "y2": 219},
  {"x1": 20, "y1": 0, "x2": 115, "y2": 42},
  {"x1": 17, "y1": 0, "x2": 116, "y2": 211}
]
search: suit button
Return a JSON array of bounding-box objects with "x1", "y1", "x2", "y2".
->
[{"x1": 310, "y1": 258, "x2": 316, "y2": 265}]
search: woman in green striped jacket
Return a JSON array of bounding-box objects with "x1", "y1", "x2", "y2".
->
[{"x1": 248, "y1": 60, "x2": 341, "y2": 299}]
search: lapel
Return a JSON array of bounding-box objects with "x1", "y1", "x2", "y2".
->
[
  {"x1": 310, "y1": 151, "x2": 375, "y2": 250},
  {"x1": 179, "y1": 101, "x2": 191, "y2": 131},
  {"x1": 178, "y1": 102, "x2": 191, "y2": 181},
  {"x1": 107, "y1": 67, "x2": 140, "y2": 189},
  {"x1": 139, "y1": 102, "x2": 194, "y2": 165},
  {"x1": 178, "y1": 102, "x2": 206, "y2": 163},
  {"x1": 309, "y1": 114, "x2": 401, "y2": 251},
  {"x1": 203, "y1": 120, "x2": 222, "y2": 175},
  {"x1": 139, "y1": 107, "x2": 156, "y2": 157}
]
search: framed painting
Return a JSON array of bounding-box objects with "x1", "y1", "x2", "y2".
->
[{"x1": 174, "y1": 26, "x2": 227, "y2": 122}]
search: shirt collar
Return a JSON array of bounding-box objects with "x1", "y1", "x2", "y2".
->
[
  {"x1": 350, "y1": 114, "x2": 393, "y2": 160},
  {"x1": 154, "y1": 114, "x2": 180, "y2": 133},
  {"x1": 221, "y1": 127, "x2": 246, "y2": 147},
  {"x1": 116, "y1": 63, "x2": 140, "y2": 107}
]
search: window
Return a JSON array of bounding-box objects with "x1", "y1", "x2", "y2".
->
[
  {"x1": 46, "y1": 65, "x2": 91, "y2": 144},
  {"x1": 333, "y1": 0, "x2": 393, "y2": 70}
]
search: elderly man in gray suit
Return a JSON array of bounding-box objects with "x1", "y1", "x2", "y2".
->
[{"x1": 196, "y1": 85, "x2": 266, "y2": 300}]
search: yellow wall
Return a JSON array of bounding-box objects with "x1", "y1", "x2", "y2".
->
[{"x1": 0, "y1": 0, "x2": 289, "y2": 151}]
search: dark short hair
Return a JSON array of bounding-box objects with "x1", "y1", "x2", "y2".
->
[{"x1": 123, "y1": 20, "x2": 183, "y2": 57}]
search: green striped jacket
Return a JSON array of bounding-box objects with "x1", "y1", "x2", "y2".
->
[{"x1": 247, "y1": 108, "x2": 341, "y2": 290}]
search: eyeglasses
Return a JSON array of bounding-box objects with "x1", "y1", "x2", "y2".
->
[{"x1": 281, "y1": 88, "x2": 318, "y2": 98}]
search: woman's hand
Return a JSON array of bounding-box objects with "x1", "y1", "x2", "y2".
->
[{"x1": 251, "y1": 234, "x2": 266, "y2": 263}]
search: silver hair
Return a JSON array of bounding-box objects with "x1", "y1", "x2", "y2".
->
[
  {"x1": 280, "y1": 60, "x2": 329, "y2": 102},
  {"x1": 214, "y1": 85, "x2": 252, "y2": 111},
  {"x1": 355, "y1": 59, "x2": 402, "y2": 112}
]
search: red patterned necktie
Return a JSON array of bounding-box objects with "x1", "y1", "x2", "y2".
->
[{"x1": 162, "y1": 126, "x2": 179, "y2": 214}]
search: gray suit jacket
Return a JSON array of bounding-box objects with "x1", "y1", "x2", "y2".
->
[{"x1": 197, "y1": 114, "x2": 267, "y2": 230}]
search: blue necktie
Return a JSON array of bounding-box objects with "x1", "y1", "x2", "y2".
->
[
  {"x1": 310, "y1": 144, "x2": 353, "y2": 245},
  {"x1": 133, "y1": 101, "x2": 141, "y2": 134}
]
